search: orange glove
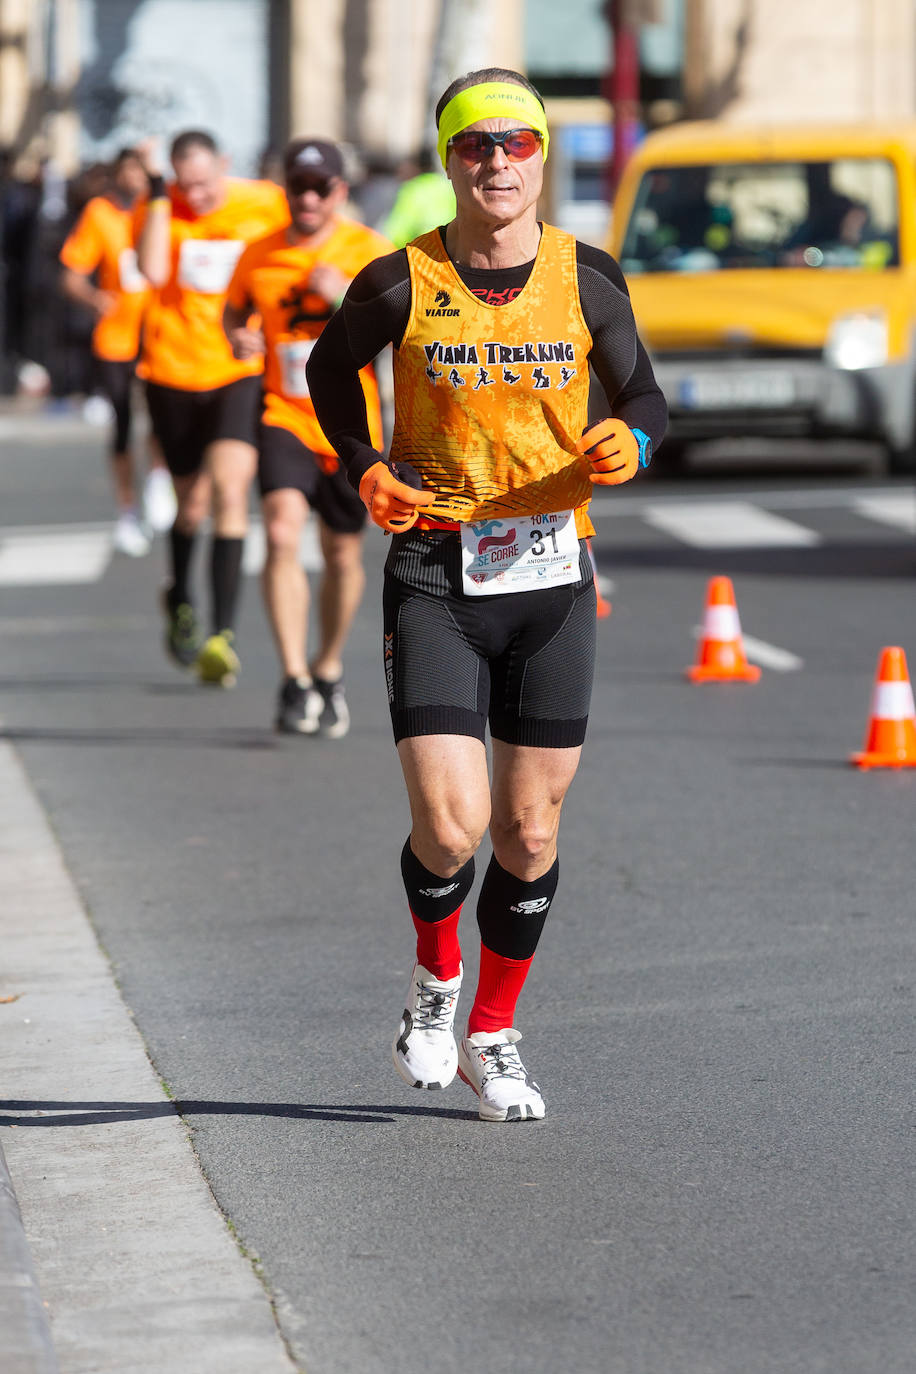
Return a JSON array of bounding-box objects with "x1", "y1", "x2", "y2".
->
[
  {"x1": 358, "y1": 460, "x2": 435, "y2": 533},
  {"x1": 576, "y1": 418, "x2": 639, "y2": 486}
]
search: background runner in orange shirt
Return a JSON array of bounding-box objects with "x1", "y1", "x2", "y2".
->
[
  {"x1": 136, "y1": 131, "x2": 289, "y2": 684},
  {"x1": 224, "y1": 139, "x2": 394, "y2": 736},
  {"x1": 60, "y1": 148, "x2": 175, "y2": 556}
]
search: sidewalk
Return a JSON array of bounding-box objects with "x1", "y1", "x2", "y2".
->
[{"x1": 0, "y1": 736, "x2": 297, "y2": 1374}]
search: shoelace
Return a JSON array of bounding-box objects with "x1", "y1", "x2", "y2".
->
[
  {"x1": 476, "y1": 1042, "x2": 527, "y2": 1085},
  {"x1": 412, "y1": 980, "x2": 459, "y2": 1032}
]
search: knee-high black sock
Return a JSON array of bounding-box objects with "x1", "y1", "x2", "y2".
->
[
  {"x1": 475, "y1": 855, "x2": 559, "y2": 960},
  {"x1": 210, "y1": 536, "x2": 244, "y2": 634},
  {"x1": 401, "y1": 839, "x2": 475, "y2": 979},
  {"x1": 168, "y1": 528, "x2": 195, "y2": 607}
]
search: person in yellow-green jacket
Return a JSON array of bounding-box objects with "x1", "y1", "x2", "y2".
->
[{"x1": 382, "y1": 147, "x2": 456, "y2": 248}]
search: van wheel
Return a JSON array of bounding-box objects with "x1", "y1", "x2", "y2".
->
[
  {"x1": 886, "y1": 436, "x2": 916, "y2": 475},
  {"x1": 649, "y1": 439, "x2": 689, "y2": 477}
]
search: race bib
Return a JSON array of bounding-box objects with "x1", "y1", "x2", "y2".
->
[
  {"x1": 277, "y1": 338, "x2": 315, "y2": 398},
  {"x1": 461, "y1": 510, "x2": 580, "y2": 596},
  {"x1": 177, "y1": 238, "x2": 245, "y2": 294},
  {"x1": 118, "y1": 247, "x2": 146, "y2": 293}
]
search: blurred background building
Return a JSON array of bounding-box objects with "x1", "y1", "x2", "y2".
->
[
  {"x1": 3, "y1": 1, "x2": 916, "y2": 230},
  {"x1": 2, "y1": 0, "x2": 916, "y2": 396}
]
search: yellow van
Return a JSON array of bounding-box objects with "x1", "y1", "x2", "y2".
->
[{"x1": 609, "y1": 121, "x2": 916, "y2": 472}]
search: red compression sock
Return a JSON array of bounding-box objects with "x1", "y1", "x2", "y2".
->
[
  {"x1": 466, "y1": 944, "x2": 534, "y2": 1034},
  {"x1": 411, "y1": 908, "x2": 462, "y2": 980}
]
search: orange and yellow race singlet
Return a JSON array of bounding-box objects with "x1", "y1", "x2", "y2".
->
[
  {"x1": 135, "y1": 178, "x2": 289, "y2": 391},
  {"x1": 389, "y1": 224, "x2": 596, "y2": 537},
  {"x1": 227, "y1": 219, "x2": 392, "y2": 457},
  {"x1": 59, "y1": 196, "x2": 150, "y2": 362}
]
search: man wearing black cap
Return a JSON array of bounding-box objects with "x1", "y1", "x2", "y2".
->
[{"x1": 223, "y1": 138, "x2": 394, "y2": 736}]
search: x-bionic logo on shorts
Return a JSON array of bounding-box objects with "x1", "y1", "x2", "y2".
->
[
  {"x1": 384, "y1": 632, "x2": 394, "y2": 703},
  {"x1": 510, "y1": 897, "x2": 550, "y2": 914},
  {"x1": 426, "y1": 289, "x2": 460, "y2": 318}
]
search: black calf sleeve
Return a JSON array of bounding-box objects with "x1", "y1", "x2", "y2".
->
[
  {"x1": 211, "y1": 536, "x2": 244, "y2": 634},
  {"x1": 476, "y1": 855, "x2": 559, "y2": 960},
  {"x1": 400, "y1": 839, "x2": 475, "y2": 923}
]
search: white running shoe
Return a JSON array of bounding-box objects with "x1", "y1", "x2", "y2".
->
[
  {"x1": 143, "y1": 468, "x2": 177, "y2": 532},
  {"x1": 112, "y1": 511, "x2": 151, "y2": 558},
  {"x1": 392, "y1": 962, "x2": 463, "y2": 1090},
  {"x1": 457, "y1": 1028, "x2": 546, "y2": 1122}
]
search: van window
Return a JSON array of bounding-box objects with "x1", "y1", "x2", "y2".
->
[{"x1": 620, "y1": 158, "x2": 899, "y2": 273}]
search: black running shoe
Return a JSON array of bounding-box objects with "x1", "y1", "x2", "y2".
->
[
  {"x1": 312, "y1": 675, "x2": 350, "y2": 739},
  {"x1": 162, "y1": 591, "x2": 203, "y2": 668},
  {"x1": 275, "y1": 676, "x2": 321, "y2": 734}
]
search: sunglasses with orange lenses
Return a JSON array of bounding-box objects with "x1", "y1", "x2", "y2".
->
[{"x1": 447, "y1": 128, "x2": 543, "y2": 165}]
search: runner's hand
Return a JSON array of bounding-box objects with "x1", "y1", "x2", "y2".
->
[
  {"x1": 576, "y1": 419, "x2": 639, "y2": 485},
  {"x1": 358, "y1": 460, "x2": 435, "y2": 532},
  {"x1": 227, "y1": 326, "x2": 266, "y2": 360}
]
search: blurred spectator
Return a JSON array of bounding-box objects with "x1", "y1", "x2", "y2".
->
[
  {"x1": 381, "y1": 147, "x2": 456, "y2": 247},
  {"x1": 1, "y1": 149, "x2": 42, "y2": 393},
  {"x1": 354, "y1": 150, "x2": 400, "y2": 230}
]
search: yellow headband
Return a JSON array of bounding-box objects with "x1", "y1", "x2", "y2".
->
[{"x1": 437, "y1": 82, "x2": 549, "y2": 169}]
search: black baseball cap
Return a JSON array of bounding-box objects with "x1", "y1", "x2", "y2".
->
[{"x1": 283, "y1": 138, "x2": 345, "y2": 182}]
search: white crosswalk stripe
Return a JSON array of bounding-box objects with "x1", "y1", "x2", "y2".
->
[
  {"x1": 0, "y1": 528, "x2": 112, "y2": 585},
  {"x1": 851, "y1": 491, "x2": 916, "y2": 534},
  {"x1": 0, "y1": 489, "x2": 910, "y2": 586},
  {"x1": 0, "y1": 518, "x2": 323, "y2": 587},
  {"x1": 642, "y1": 501, "x2": 821, "y2": 548}
]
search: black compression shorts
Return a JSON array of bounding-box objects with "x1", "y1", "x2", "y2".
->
[
  {"x1": 257, "y1": 422, "x2": 366, "y2": 534},
  {"x1": 94, "y1": 356, "x2": 135, "y2": 454},
  {"x1": 382, "y1": 529, "x2": 597, "y2": 749},
  {"x1": 146, "y1": 376, "x2": 261, "y2": 477}
]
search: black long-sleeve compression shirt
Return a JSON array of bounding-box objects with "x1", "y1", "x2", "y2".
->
[{"x1": 306, "y1": 229, "x2": 667, "y2": 489}]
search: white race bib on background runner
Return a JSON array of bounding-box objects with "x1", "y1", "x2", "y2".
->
[
  {"x1": 177, "y1": 239, "x2": 245, "y2": 294},
  {"x1": 277, "y1": 339, "x2": 315, "y2": 398},
  {"x1": 118, "y1": 247, "x2": 147, "y2": 293},
  {"x1": 461, "y1": 510, "x2": 580, "y2": 596}
]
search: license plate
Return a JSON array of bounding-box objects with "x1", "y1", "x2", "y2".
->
[{"x1": 680, "y1": 371, "x2": 795, "y2": 410}]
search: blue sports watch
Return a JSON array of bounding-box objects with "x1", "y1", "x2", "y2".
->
[{"x1": 632, "y1": 427, "x2": 652, "y2": 469}]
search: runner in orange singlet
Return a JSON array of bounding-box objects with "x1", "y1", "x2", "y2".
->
[
  {"x1": 224, "y1": 139, "x2": 394, "y2": 736},
  {"x1": 136, "y1": 131, "x2": 289, "y2": 684},
  {"x1": 308, "y1": 69, "x2": 666, "y2": 1121},
  {"x1": 60, "y1": 148, "x2": 175, "y2": 556}
]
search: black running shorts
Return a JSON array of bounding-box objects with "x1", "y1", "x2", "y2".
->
[
  {"x1": 94, "y1": 356, "x2": 135, "y2": 453},
  {"x1": 257, "y1": 422, "x2": 367, "y2": 534},
  {"x1": 382, "y1": 529, "x2": 597, "y2": 748},
  {"x1": 146, "y1": 376, "x2": 261, "y2": 477}
]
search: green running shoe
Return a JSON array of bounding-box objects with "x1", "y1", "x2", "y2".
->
[
  {"x1": 163, "y1": 593, "x2": 202, "y2": 669},
  {"x1": 196, "y1": 631, "x2": 240, "y2": 688}
]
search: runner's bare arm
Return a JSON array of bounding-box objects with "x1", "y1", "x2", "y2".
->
[
  {"x1": 222, "y1": 298, "x2": 265, "y2": 360},
  {"x1": 60, "y1": 267, "x2": 116, "y2": 319},
  {"x1": 135, "y1": 142, "x2": 172, "y2": 287}
]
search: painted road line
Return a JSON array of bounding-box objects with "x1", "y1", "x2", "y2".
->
[
  {"x1": 0, "y1": 530, "x2": 111, "y2": 586},
  {"x1": 742, "y1": 634, "x2": 804, "y2": 671},
  {"x1": 852, "y1": 491, "x2": 916, "y2": 534},
  {"x1": 692, "y1": 624, "x2": 803, "y2": 672},
  {"x1": 587, "y1": 483, "x2": 912, "y2": 519},
  {"x1": 644, "y1": 501, "x2": 821, "y2": 548}
]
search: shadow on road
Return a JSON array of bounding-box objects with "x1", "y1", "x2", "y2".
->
[
  {"x1": 0, "y1": 726, "x2": 276, "y2": 750},
  {"x1": 593, "y1": 539, "x2": 915, "y2": 580},
  {"x1": 0, "y1": 1098, "x2": 472, "y2": 1125}
]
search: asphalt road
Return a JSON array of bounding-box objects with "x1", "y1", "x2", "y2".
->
[{"x1": 2, "y1": 418, "x2": 915, "y2": 1373}]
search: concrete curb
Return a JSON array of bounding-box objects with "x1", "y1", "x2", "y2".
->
[{"x1": 0, "y1": 1141, "x2": 59, "y2": 1374}]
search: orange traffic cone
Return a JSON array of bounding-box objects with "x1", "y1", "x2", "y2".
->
[
  {"x1": 686, "y1": 576, "x2": 761, "y2": 682},
  {"x1": 851, "y1": 646, "x2": 916, "y2": 769}
]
